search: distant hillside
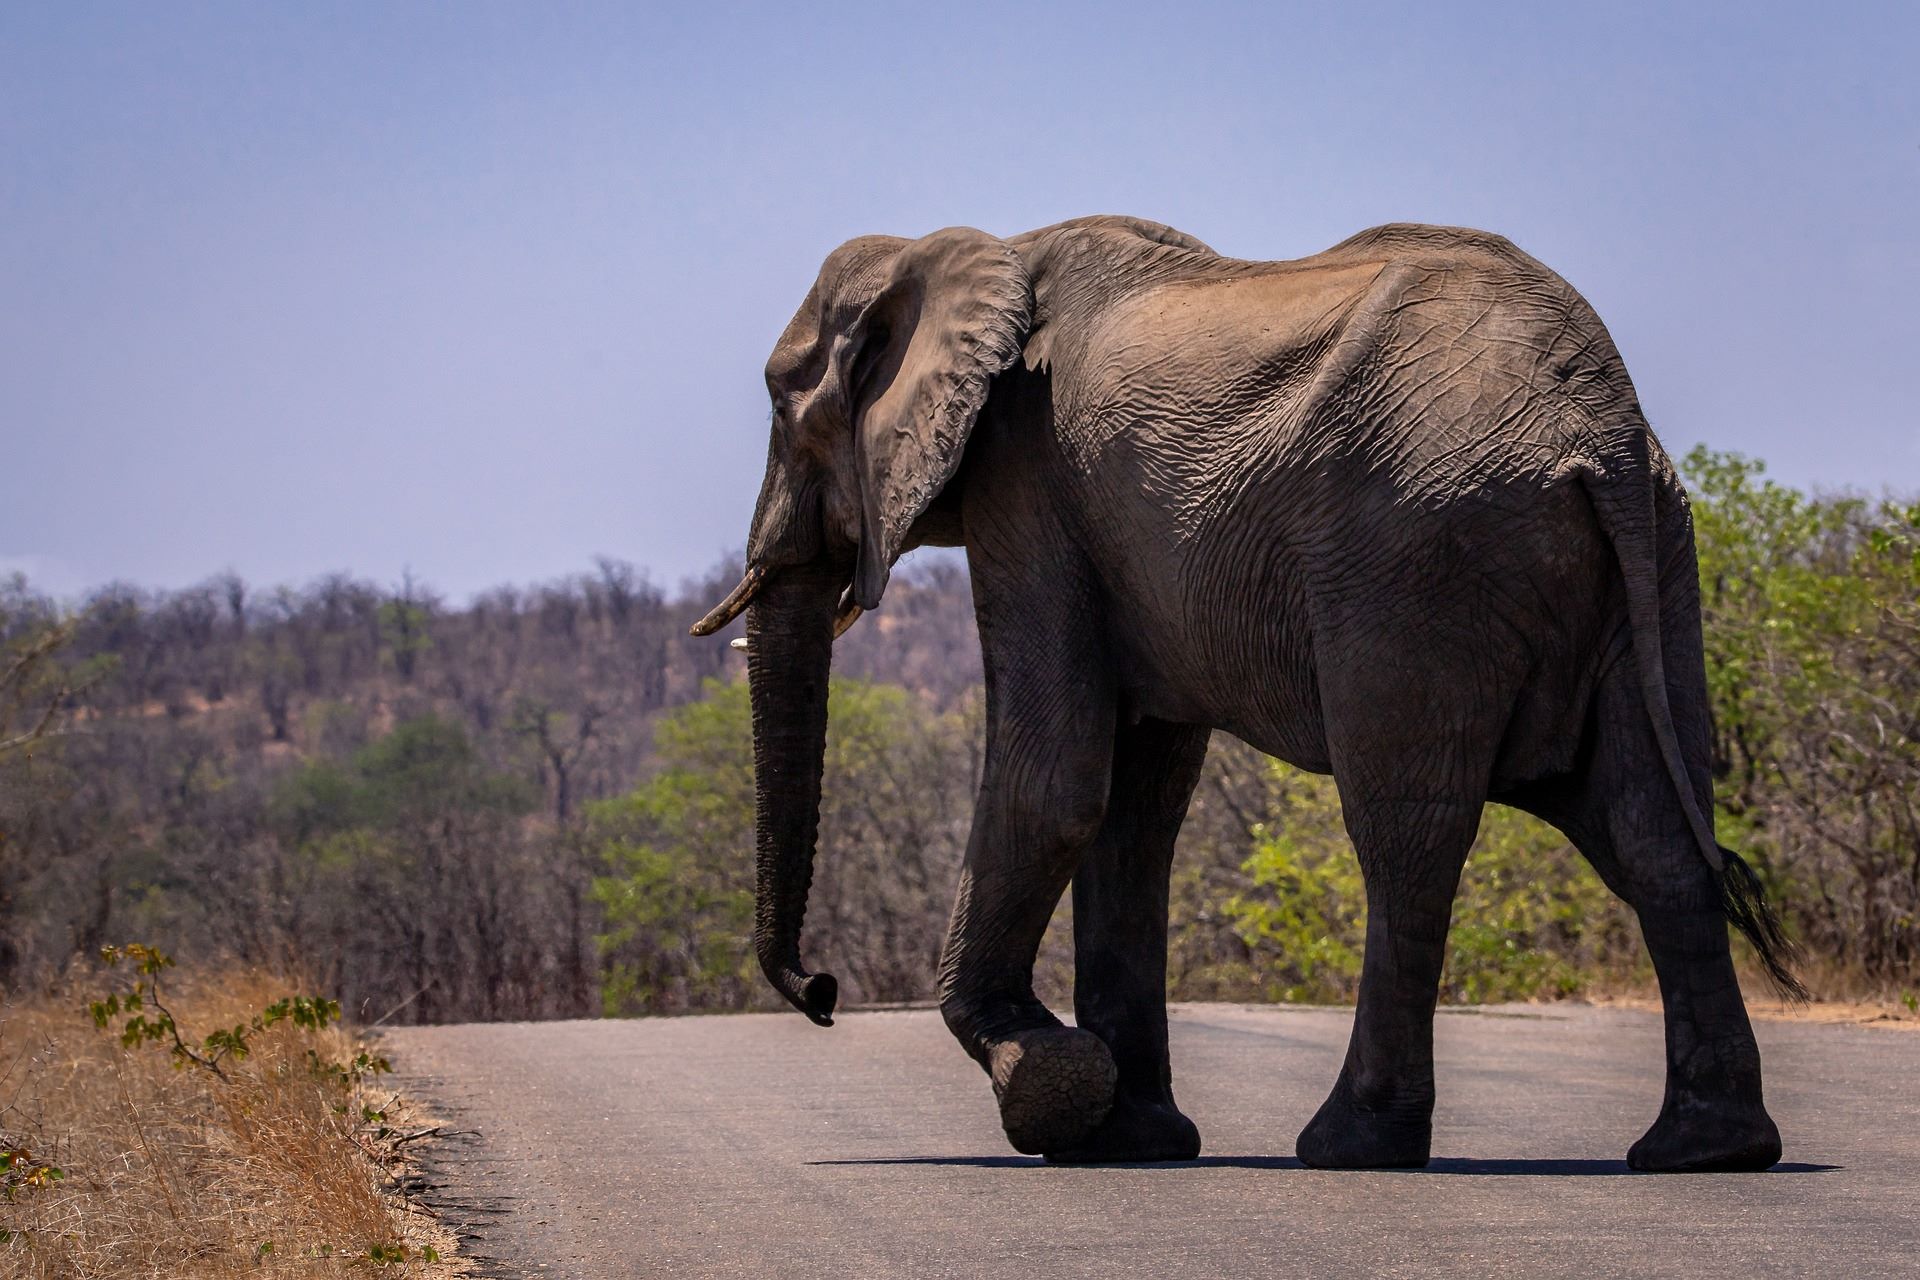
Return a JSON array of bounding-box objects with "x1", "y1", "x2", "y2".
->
[{"x1": 0, "y1": 555, "x2": 979, "y2": 1017}]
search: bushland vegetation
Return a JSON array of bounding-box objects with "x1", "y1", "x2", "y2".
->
[{"x1": 0, "y1": 451, "x2": 1914, "y2": 1022}]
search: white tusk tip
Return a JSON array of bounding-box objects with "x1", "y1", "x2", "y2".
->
[{"x1": 729, "y1": 637, "x2": 749, "y2": 652}]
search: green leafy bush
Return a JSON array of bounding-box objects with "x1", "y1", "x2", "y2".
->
[
  {"x1": 1219, "y1": 762, "x2": 1640, "y2": 1003},
  {"x1": 1686, "y1": 448, "x2": 1920, "y2": 985}
]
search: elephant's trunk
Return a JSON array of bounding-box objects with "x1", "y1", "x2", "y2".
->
[{"x1": 746, "y1": 560, "x2": 843, "y2": 1026}]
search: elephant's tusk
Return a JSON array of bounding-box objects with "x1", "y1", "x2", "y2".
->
[
  {"x1": 689, "y1": 564, "x2": 767, "y2": 636},
  {"x1": 730, "y1": 636, "x2": 749, "y2": 652},
  {"x1": 832, "y1": 592, "x2": 864, "y2": 639}
]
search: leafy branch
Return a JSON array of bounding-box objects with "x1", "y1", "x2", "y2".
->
[{"x1": 86, "y1": 944, "x2": 388, "y2": 1084}]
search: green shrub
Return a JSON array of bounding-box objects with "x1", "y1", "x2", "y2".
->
[{"x1": 1220, "y1": 762, "x2": 1641, "y2": 1004}]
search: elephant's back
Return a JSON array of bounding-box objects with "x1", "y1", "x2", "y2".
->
[
  {"x1": 1276, "y1": 227, "x2": 1643, "y2": 508},
  {"x1": 1309, "y1": 222, "x2": 1546, "y2": 269},
  {"x1": 1068, "y1": 230, "x2": 1638, "y2": 539}
]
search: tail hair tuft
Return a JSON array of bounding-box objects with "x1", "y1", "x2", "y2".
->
[{"x1": 1719, "y1": 845, "x2": 1808, "y2": 1003}]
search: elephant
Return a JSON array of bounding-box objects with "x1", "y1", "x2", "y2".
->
[{"x1": 690, "y1": 214, "x2": 1800, "y2": 1172}]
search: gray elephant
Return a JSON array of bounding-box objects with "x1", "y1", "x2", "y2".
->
[{"x1": 691, "y1": 215, "x2": 1798, "y2": 1172}]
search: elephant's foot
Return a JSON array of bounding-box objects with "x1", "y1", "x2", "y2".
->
[
  {"x1": 1044, "y1": 1094, "x2": 1202, "y2": 1164},
  {"x1": 1295, "y1": 1076, "x2": 1432, "y2": 1170},
  {"x1": 1627, "y1": 1094, "x2": 1780, "y2": 1172},
  {"x1": 988, "y1": 1026, "x2": 1116, "y2": 1155}
]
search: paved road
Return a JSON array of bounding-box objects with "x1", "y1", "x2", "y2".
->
[{"x1": 388, "y1": 1004, "x2": 1917, "y2": 1278}]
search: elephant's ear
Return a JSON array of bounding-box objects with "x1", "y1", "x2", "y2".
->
[{"x1": 838, "y1": 227, "x2": 1030, "y2": 610}]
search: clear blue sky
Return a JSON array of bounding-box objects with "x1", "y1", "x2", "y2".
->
[{"x1": 4, "y1": 2, "x2": 1915, "y2": 601}]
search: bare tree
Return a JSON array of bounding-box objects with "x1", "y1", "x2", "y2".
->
[{"x1": 512, "y1": 697, "x2": 608, "y2": 824}]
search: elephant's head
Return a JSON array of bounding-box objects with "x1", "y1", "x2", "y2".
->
[{"x1": 690, "y1": 227, "x2": 1032, "y2": 1025}]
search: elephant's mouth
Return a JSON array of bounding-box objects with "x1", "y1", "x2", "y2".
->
[{"x1": 690, "y1": 563, "x2": 865, "y2": 647}]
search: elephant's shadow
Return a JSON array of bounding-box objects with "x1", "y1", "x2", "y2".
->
[{"x1": 808, "y1": 1155, "x2": 1839, "y2": 1176}]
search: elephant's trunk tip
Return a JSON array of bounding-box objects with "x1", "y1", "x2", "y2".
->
[{"x1": 776, "y1": 968, "x2": 838, "y2": 1027}]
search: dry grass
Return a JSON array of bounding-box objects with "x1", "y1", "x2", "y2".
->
[
  {"x1": 1584, "y1": 987, "x2": 1920, "y2": 1031},
  {"x1": 0, "y1": 963, "x2": 460, "y2": 1278}
]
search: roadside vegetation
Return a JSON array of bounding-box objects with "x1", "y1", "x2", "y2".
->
[
  {"x1": 0, "y1": 948, "x2": 452, "y2": 1277},
  {"x1": 0, "y1": 449, "x2": 1914, "y2": 1034}
]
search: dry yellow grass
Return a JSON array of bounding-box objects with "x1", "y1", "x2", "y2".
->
[
  {"x1": 1584, "y1": 989, "x2": 1920, "y2": 1031},
  {"x1": 0, "y1": 962, "x2": 460, "y2": 1278}
]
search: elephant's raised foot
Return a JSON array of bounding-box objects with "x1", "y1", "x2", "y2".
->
[
  {"x1": 989, "y1": 1026, "x2": 1116, "y2": 1155},
  {"x1": 1044, "y1": 1096, "x2": 1202, "y2": 1165},
  {"x1": 1627, "y1": 1097, "x2": 1780, "y2": 1172},
  {"x1": 1295, "y1": 1079, "x2": 1432, "y2": 1170}
]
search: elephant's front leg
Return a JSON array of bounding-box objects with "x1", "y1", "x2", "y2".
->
[
  {"x1": 936, "y1": 596, "x2": 1119, "y2": 1153},
  {"x1": 939, "y1": 732, "x2": 1119, "y2": 1154},
  {"x1": 1048, "y1": 718, "x2": 1211, "y2": 1164}
]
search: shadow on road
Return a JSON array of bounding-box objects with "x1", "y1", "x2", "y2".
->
[
  {"x1": 1414, "y1": 1158, "x2": 1838, "y2": 1177},
  {"x1": 810, "y1": 1155, "x2": 1841, "y2": 1176}
]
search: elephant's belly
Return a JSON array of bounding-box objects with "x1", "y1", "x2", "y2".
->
[
  {"x1": 1107, "y1": 546, "x2": 1333, "y2": 772},
  {"x1": 1119, "y1": 654, "x2": 1333, "y2": 774}
]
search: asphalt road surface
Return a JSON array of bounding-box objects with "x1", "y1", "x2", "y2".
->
[{"x1": 387, "y1": 1004, "x2": 1917, "y2": 1278}]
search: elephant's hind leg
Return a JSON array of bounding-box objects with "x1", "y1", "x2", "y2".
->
[
  {"x1": 1048, "y1": 717, "x2": 1212, "y2": 1164},
  {"x1": 1512, "y1": 673, "x2": 1779, "y2": 1172},
  {"x1": 1292, "y1": 626, "x2": 1510, "y2": 1169},
  {"x1": 1294, "y1": 788, "x2": 1484, "y2": 1169}
]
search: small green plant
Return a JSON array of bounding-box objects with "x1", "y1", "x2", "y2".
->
[
  {"x1": 1902, "y1": 990, "x2": 1918, "y2": 1015},
  {"x1": 1, "y1": 1147, "x2": 64, "y2": 1202},
  {"x1": 86, "y1": 944, "x2": 389, "y2": 1084},
  {"x1": 364, "y1": 1241, "x2": 439, "y2": 1265}
]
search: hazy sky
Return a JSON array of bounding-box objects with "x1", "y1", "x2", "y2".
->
[{"x1": 4, "y1": 2, "x2": 1915, "y2": 602}]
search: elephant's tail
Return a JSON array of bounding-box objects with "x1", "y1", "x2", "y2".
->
[{"x1": 1575, "y1": 426, "x2": 1806, "y2": 1001}]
